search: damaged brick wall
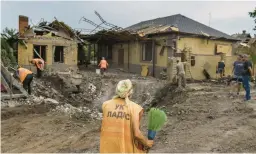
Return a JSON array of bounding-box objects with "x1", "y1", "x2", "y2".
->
[{"x1": 18, "y1": 37, "x2": 78, "y2": 72}]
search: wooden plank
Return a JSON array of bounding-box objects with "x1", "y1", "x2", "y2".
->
[
  {"x1": 1, "y1": 94, "x2": 27, "y2": 100},
  {"x1": 1, "y1": 75, "x2": 12, "y2": 94}
]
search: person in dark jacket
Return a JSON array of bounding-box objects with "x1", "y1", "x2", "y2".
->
[
  {"x1": 241, "y1": 54, "x2": 254, "y2": 101},
  {"x1": 216, "y1": 60, "x2": 225, "y2": 78}
]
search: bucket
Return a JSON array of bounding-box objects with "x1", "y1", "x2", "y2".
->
[
  {"x1": 71, "y1": 74, "x2": 82, "y2": 85},
  {"x1": 96, "y1": 69, "x2": 100, "y2": 75},
  {"x1": 148, "y1": 130, "x2": 156, "y2": 140}
]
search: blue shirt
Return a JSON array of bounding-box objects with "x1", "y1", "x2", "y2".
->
[
  {"x1": 233, "y1": 61, "x2": 244, "y2": 76},
  {"x1": 218, "y1": 61, "x2": 225, "y2": 69}
]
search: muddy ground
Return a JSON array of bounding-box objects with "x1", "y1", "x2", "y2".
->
[{"x1": 1, "y1": 69, "x2": 256, "y2": 153}]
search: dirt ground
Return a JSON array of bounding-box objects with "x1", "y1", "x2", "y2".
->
[{"x1": 1, "y1": 69, "x2": 256, "y2": 153}]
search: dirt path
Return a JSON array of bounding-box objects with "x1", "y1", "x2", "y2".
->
[
  {"x1": 1, "y1": 76, "x2": 256, "y2": 153},
  {"x1": 148, "y1": 83, "x2": 256, "y2": 153},
  {"x1": 1, "y1": 104, "x2": 101, "y2": 153}
]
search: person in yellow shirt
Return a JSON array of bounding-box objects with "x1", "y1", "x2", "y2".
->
[
  {"x1": 14, "y1": 66, "x2": 33, "y2": 95},
  {"x1": 98, "y1": 57, "x2": 109, "y2": 75},
  {"x1": 100, "y1": 79, "x2": 153, "y2": 153}
]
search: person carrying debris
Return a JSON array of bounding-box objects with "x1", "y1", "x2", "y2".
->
[
  {"x1": 176, "y1": 60, "x2": 186, "y2": 88},
  {"x1": 241, "y1": 54, "x2": 254, "y2": 101},
  {"x1": 100, "y1": 79, "x2": 153, "y2": 153},
  {"x1": 216, "y1": 59, "x2": 225, "y2": 78},
  {"x1": 14, "y1": 66, "x2": 33, "y2": 95},
  {"x1": 227, "y1": 55, "x2": 244, "y2": 95},
  {"x1": 30, "y1": 58, "x2": 45, "y2": 78},
  {"x1": 98, "y1": 57, "x2": 108, "y2": 75}
]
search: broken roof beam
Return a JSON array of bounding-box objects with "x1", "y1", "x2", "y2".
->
[
  {"x1": 94, "y1": 11, "x2": 123, "y2": 31},
  {"x1": 79, "y1": 17, "x2": 107, "y2": 30}
]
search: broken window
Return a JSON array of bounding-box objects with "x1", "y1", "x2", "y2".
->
[
  {"x1": 54, "y1": 46, "x2": 64, "y2": 63},
  {"x1": 191, "y1": 56, "x2": 195, "y2": 66},
  {"x1": 33, "y1": 45, "x2": 47, "y2": 61},
  {"x1": 142, "y1": 41, "x2": 153, "y2": 61}
]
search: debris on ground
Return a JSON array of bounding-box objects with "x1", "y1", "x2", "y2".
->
[{"x1": 1, "y1": 69, "x2": 256, "y2": 153}]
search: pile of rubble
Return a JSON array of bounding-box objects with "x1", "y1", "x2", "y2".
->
[
  {"x1": 1, "y1": 69, "x2": 170, "y2": 121},
  {"x1": 32, "y1": 72, "x2": 104, "y2": 105},
  {"x1": 1, "y1": 71, "x2": 106, "y2": 121},
  {"x1": 30, "y1": 73, "x2": 105, "y2": 120}
]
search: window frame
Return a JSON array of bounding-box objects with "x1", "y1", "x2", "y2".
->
[
  {"x1": 141, "y1": 41, "x2": 153, "y2": 62},
  {"x1": 53, "y1": 46, "x2": 64, "y2": 63},
  {"x1": 191, "y1": 56, "x2": 196, "y2": 66},
  {"x1": 33, "y1": 45, "x2": 47, "y2": 61}
]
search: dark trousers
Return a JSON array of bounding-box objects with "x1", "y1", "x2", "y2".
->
[
  {"x1": 37, "y1": 67, "x2": 42, "y2": 78},
  {"x1": 242, "y1": 76, "x2": 251, "y2": 100},
  {"x1": 23, "y1": 74, "x2": 33, "y2": 95},
  {"x1": 101, "y1": 68, "x2": 106, "y2": 75}
]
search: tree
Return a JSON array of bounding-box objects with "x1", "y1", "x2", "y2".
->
[
  {"x1": 249, "y1": 8, "x2": 256, "y2": 30},
  {"x1": 1, "y1": 27, "x2": 19, "y2": 49},
  {"x1": 1, "y1": 27, "x2": 19, "y2": 67},
  {"x1": 1, "y1": 38, "x2": 17, "y2": 67}
]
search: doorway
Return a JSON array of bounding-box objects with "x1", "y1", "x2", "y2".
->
[
  {"x1": 54, "y1": 46, "x2": 64, "y2": 63},
  {"x1": 118, "y1": 49, "x2": 124, "y2": 66}
]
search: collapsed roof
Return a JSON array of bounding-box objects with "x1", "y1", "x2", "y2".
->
[
  {"x1": 78, "y1": 11, "x2": 148, "y2": 44},
  {"x1": 20, "y1": 17, "x2": 84, "y2": 43},
  {"x1": 80, "y1": 29, "x2": 147, "y2": 44}
]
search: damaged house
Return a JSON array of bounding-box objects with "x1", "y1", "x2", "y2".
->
[
  {"x1": 232, "y1": 30, "x2": 252, "y2": 44},
  {"x1": 18, "y1": 15, "x2": 82, "y2": 72},
  {"x1": 83, "y1": 14, "x2": 239, "y2": 80}
]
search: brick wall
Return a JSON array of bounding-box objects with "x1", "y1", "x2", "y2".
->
[{"x1": 19, "y1": 15, "x2": 28, "y2": 37}]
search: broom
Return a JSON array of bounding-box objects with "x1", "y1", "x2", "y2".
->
[{"x1": 148, "y1": 108, "x2": 167, "y2": 140}]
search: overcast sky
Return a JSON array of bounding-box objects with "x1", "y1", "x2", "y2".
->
[{"x1": 1, "y1": 1, "x2": 256, "y2": 36}]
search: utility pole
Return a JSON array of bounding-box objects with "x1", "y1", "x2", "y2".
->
[{"x1": 209, "y1": 12, "x2": 211, "y2": 27}]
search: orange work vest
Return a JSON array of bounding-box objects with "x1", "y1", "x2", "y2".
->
[
  {"x1": 100, "y1": 98, "x2": 144, "y2": 153},
  {"x1": 99, "y1": 60, "x2": 108, "y2": 69},
  {"x1": 18, "y1": 68, "x2": 33, "y2": 83},
  {"x1": 32, "y1": 58, "x2": 44, "y2": 70}
]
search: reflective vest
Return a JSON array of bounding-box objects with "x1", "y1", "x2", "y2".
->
[
  {"x1": 100, "y1": 98, "x2": 144, "y2": 153},
  {"x1": 18, "y1": 68, "x2": 32, "y2": 83},
  {"x1": 32, "y1": 58, "x2": 44, "y2": 70}
]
